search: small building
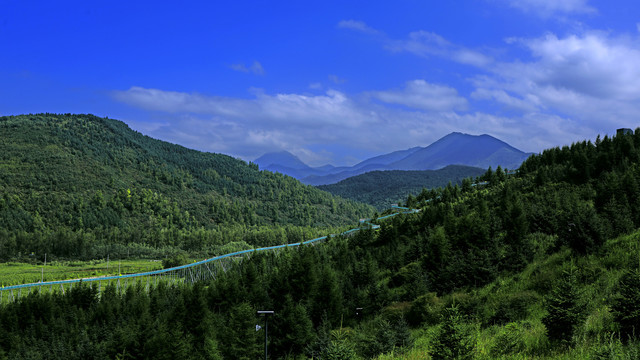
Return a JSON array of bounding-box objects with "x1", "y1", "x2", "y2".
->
[{"x1": 617, "y1": 128, "x2": 633, "y2": 136}]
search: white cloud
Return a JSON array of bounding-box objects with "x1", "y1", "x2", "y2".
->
[
  {"x1": 503, "y1": 0, "x2": 596, "y2": 17},
  {"x1": 337, "y1": 20, "x2": 378, "y2": 34},
  {"x1": 113, "y1": 84, "x2": 573, "y2": 166},
  {"x1": 112, "y1": 86, "x2": 252, "y2": 116},
  {"x1": 230, "y1": 61, "x2": 264, "y2": 75},
  {"x1": 372, "y1": 80, "x2": 468, "y2": 112},
  {"x1": 116, "y1": 31, "x2": 640, "y2": 166},
  {"x1": 339, "y1": 22, "x2": 493, "y2": 68},
  {"x1": 230, "y1": 64, "x2": 248, "y2": 72},
  {"x1": 114, "y1": 86, "x2": 367, "y2": 128},
  {"x1": 250, "y1": 61, "x2": 265, "y2": 75},
  {"x1": 471, "y1": 88, "x2": 540, "y2": 112},
  {"x1": 114, "y1": 87, "x2": 381, "y2": 165},
  {"x1": 328, "y1": 75, "x2": 346, "y2": 84},
  {"x1": 334, "y1": 21, "x2": 640, "y2": 161},
  {"x1": 390, "y1": 30, "x2": 493, "y2": 67},
  {"x1": 472, "y1": 31, "x2": 640, "y2": 134}
]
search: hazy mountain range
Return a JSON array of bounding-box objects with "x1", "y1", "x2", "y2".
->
[{"x1": 255, "y1": 132, "x2": 534, "y2": 185}]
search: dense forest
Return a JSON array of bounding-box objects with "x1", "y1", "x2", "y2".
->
[
  {"x1": 3, "y1": 123, "x2": 640, "y2": 358},
  {"x1": 0, "y1": 114, "x2": 372, "y2": 261},
  {"x1": 317, "y1": 165, "x2": 486, "y2": 209}
]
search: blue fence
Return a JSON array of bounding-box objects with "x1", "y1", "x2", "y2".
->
[{"x1": 0, "y1": 206, "x2": 420, "y2": 302}]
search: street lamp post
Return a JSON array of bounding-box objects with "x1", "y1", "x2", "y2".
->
[{"x1": 257, "y1": 310, "x2": 274, "y2": 360}]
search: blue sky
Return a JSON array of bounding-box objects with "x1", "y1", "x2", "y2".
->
[{"x1": 2, "y1": 0, "x2": 640, "y2": 166}]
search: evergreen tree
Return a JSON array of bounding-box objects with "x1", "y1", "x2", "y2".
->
[
  {"x1": 220, "y1": 302, "x2": 260, "y2": 360},
  {"x1": 612, "y1": 269, "x2": 640, "y2": 342},
  {"x1": 542, "y1": 267, "x2": 583, "y2": 344},
  {"x1": 272, "y1": 295, "x2": 314, "y2": 357},
  {"x1": 306, "y1": 313, "x2": 332, "y2": 359},
  {"x1": 392, "y1": 316, "x2": 413, "y2": 350},
  {"x1": 323, "y1": 327, "x2": 357, "y2": 360},
  {"x1": 430, "y1": 304, "x2": 474, "y2": 360}
]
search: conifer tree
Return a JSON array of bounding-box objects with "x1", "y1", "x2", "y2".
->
[
  {"x1": 324, "y1": 327, "x2": 357, "y2": 360},
  {"x1": 542, "y1": 267, "x2": 583, "y2": 344},
  {"x1": 306, "y1": 313, "x2": 332, "y2": 359},
  {"x1": 430, "y1": 304, "x2": 474, "y2": 360},
  {"x1": 612, "y1": 269, "x2": 640, "y2": 342}
]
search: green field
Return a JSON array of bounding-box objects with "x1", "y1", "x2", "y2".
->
[{"x1": 0, "y1": 259, "x2": 164, "y2": 287}]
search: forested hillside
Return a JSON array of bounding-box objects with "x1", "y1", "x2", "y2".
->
[
  {"x1": 3, "y1": 128, "x2": 640, "y2": 359},
  {"x1": 0, "y1": 114, "x2": 372, "y2": 260},
  {"x1": 317, "y1": 165, "x2": 485, "y2": 209}
]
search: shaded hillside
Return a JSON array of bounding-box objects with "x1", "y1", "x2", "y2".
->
[
  {"x1": 0, "y1": 114, "x2": 373, "y2": 259},
  {"x1": 318, "y1": 165, "x2": 486, "y2": 209},
  {"x1": 350, "y1": 146, "x2": 423, "y2": 170}
]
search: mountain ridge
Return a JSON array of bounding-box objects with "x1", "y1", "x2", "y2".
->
[
  {"x1": 256, "y1": 132, "x2": 533, "y2": 185},
  {"x1": 389, "y1": 132, "x2": 532, "y2": 171}
]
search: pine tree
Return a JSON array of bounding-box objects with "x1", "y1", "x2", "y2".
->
[
  {"x1": 324, "y1": 327, "x2": 357, "y2": 360},
  {"x1": 220, "y1": 302, "x2": 260, "y2": 360},
  {"x1": 305, "y1": 313, "x2": 332, "y2": 359},
  {"x1": 393, "y1": 316, "x2": 413, "y2": 350},
  {"x1": 273, "y1": 295, "x2": 314, "y2": 357},
  {"x1": 430, "y1": 304, "x2": 474, "y2": 360},
  {"x1": 612, "y1": 269, "x2": 640, "y2": 342},
  {"x1": 542, "y1": 267, "x2": 583, "y2": 344}
]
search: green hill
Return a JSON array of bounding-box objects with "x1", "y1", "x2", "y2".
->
[
  {"x1": 317, "y1": 165, "x2": 486, "y2": 209},
  {"x1": 3, "y1": 123, "x2": 640, "y2": 359},
  {"x1": 0, "y1": 113, "x2": 373, "y2": 260}
]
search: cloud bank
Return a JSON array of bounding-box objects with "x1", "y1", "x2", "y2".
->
[
  {"x1": 112, "y1": 79, "x2": 582, "y2": 166},
  {"x1": 112, "y1": 7, "x2": 640, "y2": 167},
  {"x1": 473, "y1": 32, "x2": 640, "y2": 130}
]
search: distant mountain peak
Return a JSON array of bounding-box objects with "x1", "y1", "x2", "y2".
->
[
  {"x1": 254, "y1": 132, "x2": 531, "y2": 185},
  {"x1": 254, "y1": 151, "x2": 310, "y2": 170},
  {"x1": 388, "y1": 132, "x2": 529, "y2": 172}
]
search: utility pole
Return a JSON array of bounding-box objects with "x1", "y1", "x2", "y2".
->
[
  {"x1": 257, "y1": 310, "x2": 274, "y2": 360},
  {"x1": 41, "y1": 253, "x2": 46, "y2": 283}
]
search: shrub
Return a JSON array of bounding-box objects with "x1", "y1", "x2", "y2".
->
[
  {"x1": 490, "y1": 322, "x2": 528, "y2": 356},
  {"x1": 407, "y1": 293, "x2": 443, "y2": 326},
  {"x1": 162, "y1": 251, "x2": 188, "y2": 269},
  {"x1": 489, "y1": 290, "x2": 541, "y2": 325}
]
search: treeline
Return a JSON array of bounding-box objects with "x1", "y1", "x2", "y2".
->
[
  {"x1": 0, "y1": 114, "x2": 372, "y2": 260},
  {"x1": 0, "y1": 187, "x2": 343, "y2": 261}
]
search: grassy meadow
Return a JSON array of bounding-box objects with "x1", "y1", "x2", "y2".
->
[{"x1": 0, "y1": 258, "x2": 163, "y2": 287}]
